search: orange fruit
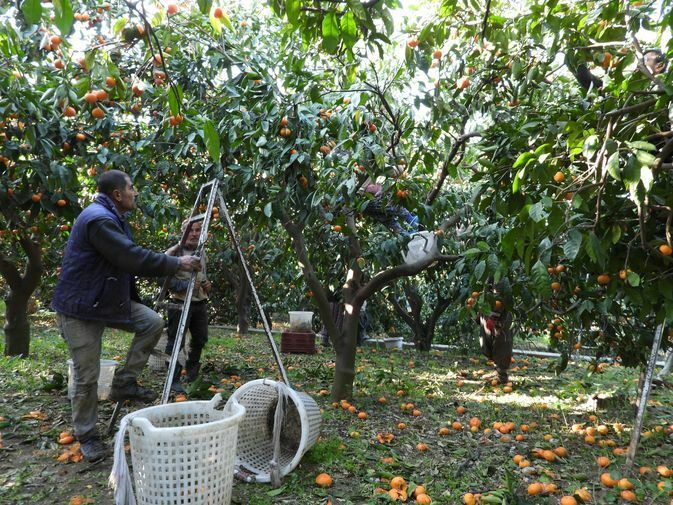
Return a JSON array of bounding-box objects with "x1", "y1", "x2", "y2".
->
[
  {"x1": 527, "y1": 482, "x2": 544, "y2": 495},
  {"x1": 618, "y1": 478, "x2": 634, "y2": 490},
  {"x1": 596, "y1": 456, "x2": 610, "y2": 467},
  {"x1": 575, "y1": 488, "x2": 591, "y2": 502},
  {"x1": 656, "y1": 465, "x2": 672, "y2": 477},
  {"x1": 357, "y1": 412, "x2": 367, "y2": 420},
  {"x1": 600, "y1": 472, "x2": 617, "y2": 487},
  {"x1": 560, "y1": 496, "x2": 578, "y2": 505},
  {"x1": 397, "y1": 422, "x2": 407, "y2": 430},
  {"x1": 463, "y1": 493, "x2": 477, "y2": 505},
  {"x1": 553, "y1": 171, "x2": 566, "y2": 183},
  {"x1": 620, "y1": 490, "x2": 636, "y2": 502},
  {"x1": 512, "y1": 455, "x2": 524, "y2": 464},
  {"x1": 91, "y1": 107, "x2": 105, "y2": 119},
  {"x1": 166, "y1": 3, "x2": 178, "y2": 15},
  {"x1": 413, "y1": 486, "x2": 426, "y2": 497},
  {"x1": 553, "y1": 447, "x2": 568, "y2": 458},
  {"x1": 390, "y1": 476, "x2": 407, "y2": 490},
  {"x1": 412, "y1": 409, "x2": 421, "y2": 417},
  {"x1": 332, "y1": 225, "x2": 342, "y2": 232},
  {"x1": 63, "y1": 106, "x2": 77, "y2": 117},
  {"x1": 315, "y1": 473, "x2": 333, "y2": 487},
  {"x1": 105, "y1": 76, "x2": 116, "y2": 87},
  {"x1": 452, "y1": 422, "x2": 463, "y2": 430},
  {"x1": 213, "y1": 7, "x2": 223, "y2": 18},
  {"x1": 57, "y1": 199, "x2": 67, "y2": 207},
  {"x1": 659, "y1": 244, "x2": 673, "y2": 256},
  {"x1": 551, "y1": 282, "x2": 561, "y2": 291},
  {"x1": 456, "y1": 406, "x2": 466, "y2": 414},
  {"x1": 84, "y1": 91, "x2": 98, "y2": 104},
  {"x1": 438, "y1": 427, "x2": 449, "y2": 436},
  {"x1": 31, "y1": 193, "x2": 42, "y2": 202},
  {"x1": 416, "y1": 442, "x2": 428, "y2": 452},
  {"x1": 597, "y1": 274, "x2": 610, "y2": 285},
  {"x1": 416, "y1": 493, "x2": 432, "y2": 504},
  {"x1": 433, "y1": 50, "x2": 442, "y2": 59}
]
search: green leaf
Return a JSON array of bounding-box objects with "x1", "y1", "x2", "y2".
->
[
  {"x1": 626, "y1": 141, "x2": 655, "y2": 151},
  {"x1": 263, "y1": 202, "x2": 272, "y2": 218},
  {"x1": 474, "y1": 260, "x2": 486, "y2": 281},
  {"x1": 286, "y1": 0, "x2": 300, "y2": 26},
  {"x1": 636, "y1": 150, "x2": 656, "y2": 167},
  {"x1": 627, "y1": 271, "x2": 640, "y2": 287},
  {"x1": 512, "y1": 168, "x2": 524, "y2": 193},
  {"x1": 53, "y1": 0, "x2": 74, "y2": 36},
  {"x1": 197, "y1": 0, "x2": 212, "y2": 15},
  {"x1": 113, "y1": 17, "x2": 127, "y2": 35},
  {"x1": 528, "y1": 201, "x2": 547, "y2": 223},
  {"x1": 611, "y1": 223, "x2": 621, "y2": 244},
  {"x1": 322, "y1": 12, "x2": 340, "y2": 54},
  {"x1": 640, "y1": 166, "x2": 653, "y2": 191},
  {"x1": 167, "y1": 84, "x2": 183, "y2": 117},
  {"x1": 340, "y1": 12, "x2": 357, "y2": 49},
  {"x1": 513, "y1": 151, "x2": 532, "y2": 168},
  {"x1": 202, "y1": 119, "x2": 221, "y2": 163},
  {"x1": 21, "y1": 0, "x2": 42, "y2": 25},
  {"x1": 605, "y1": 152, "x2": 621, "y2": 180},
  {"x1": 582, "y1": 134, "x2": 599, "y2": 160},
  {"x1": 346, "y1": 0, "x2": 368, "y2": 20},
  {"x1": 532, "y1": 260, "x2": 552, "y2": 297},
  {"x1": 586, "y1": 231, "x2": 606, "y2": 269},
  {"x1": 563, "y1": 229, "x2": 583, "y2": 261}
]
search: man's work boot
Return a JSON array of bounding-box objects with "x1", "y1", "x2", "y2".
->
[
  {"x1": 79, "y1": 435, "x2": 109, "y2": 462},
  {"x1": 170, "y1": 379, "x2": 184, "y2": 393},
  {"x1": 109, "y1": 379, "x2": 158, "y2": 403},
  {"x1": 185, "y1": 363, "x2": 201, "y2": 383}
]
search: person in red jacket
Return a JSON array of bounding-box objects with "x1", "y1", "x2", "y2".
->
[
  {"x1": 477, "y1": 310, "x2": 514, "y2": 384},
  {"x1": 52, "y1": 170, "x2": 201, "y2": 462}
]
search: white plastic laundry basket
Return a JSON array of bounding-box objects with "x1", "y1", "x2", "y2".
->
[
  {"x1": 403, "y1": 231, "x2": 438, "y2": 265},
  {"x1": 225, "y1": 379, "x2": 321, "y2": 483},
  {"x1": 67, "y1": 359, "x2": 118, "y2": 400},
  {"x1": 148, "y1": 330, "x2": 188, "y2": 372},
  {"x1": 116, "y1": 394, "x2": 245, "y2": 505}
]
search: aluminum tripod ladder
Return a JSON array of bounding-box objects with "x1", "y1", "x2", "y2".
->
[{"x1": 107, "y1": 178, "x2": 289, "y2": 434}]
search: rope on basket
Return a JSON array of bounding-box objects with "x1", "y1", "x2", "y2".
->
[
  {"x1": 269, "y1": 381, "x2": 291, "y2": 488},
  {"x1": 108, "y1": 413, "x2": 137, "y2": 505}
]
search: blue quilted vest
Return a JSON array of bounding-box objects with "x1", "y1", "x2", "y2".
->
[{"x1": 52, "y1": 194, "x2": 137, "y2": 323}]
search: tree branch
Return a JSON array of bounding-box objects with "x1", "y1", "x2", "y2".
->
[
  {"x1": 355, "y1": 252, "x2": 460, "y2": 306},
  {"x1": 425, "y1": 132, "x2": 481, "y2": 205}
]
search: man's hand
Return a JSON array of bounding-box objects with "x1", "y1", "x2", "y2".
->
[
  {"x1": 201, "y1": 280, "x2": 212, "y2": 293},
  {"x1": 165, "y1": 243, "x2": 180, "y2": 256},
  {"x1": 178, "y1": 255, "x2": 202, "y2": 272}
]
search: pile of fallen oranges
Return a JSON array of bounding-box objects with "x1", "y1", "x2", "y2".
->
[{"x1": 374, "y1": 476, "x2": 432, "y2": 503}]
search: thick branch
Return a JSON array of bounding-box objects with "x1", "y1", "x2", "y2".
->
[
  {"x1": 278, "y1": 206, "x2": 339, "y2": 340},
  {"x1": 604, "y1": 99, "x2": 657, "y2": 119},
  {"x1": 387, "y1": 291, "x2": 416, "y2": 329},
  {"x1": 654, "y1": 136, "x2": 673, "y2": 172},
  {"x1": 0, "y1": 254, "x2": 22, "y2": 289},
  {"x1": 426, "y1": 132, "x2": 481, "y2": 205},
  {"x1": 355, "y1": 252, "x2": 460, "y2": 306}
]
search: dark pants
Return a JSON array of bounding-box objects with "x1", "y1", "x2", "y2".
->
[
  {"x1": 165, "y1": 300, "x2": 209, "y2": 373},
  {"x1": 478, "y1": 311, "x2": 513, "y2": 379},
  {"x1": 57, "y1": 302, "x2": 164, "y2": 440}
]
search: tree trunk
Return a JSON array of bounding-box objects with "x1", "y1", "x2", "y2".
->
[
  {"x1": 1, "y1": 235, "x2": 43, "y2": 357},
  {"x1": 416, "y1": 327, "x2": 433, "y2": 352},
  {"x1": 235, "y1": 269, "x2": 250, "y2": 335},
  {"x1": 4, "y1": 290, "x2": 31, "y2": 357},
  {"x1": 331, "y1": 307, "x2": 360, "y2": 400}
]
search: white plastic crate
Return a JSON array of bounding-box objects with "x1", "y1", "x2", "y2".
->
[
  {"x1": 226, "y1": 379, "x2": 321, "y2": 483},
  {"x1": 112, "y1": 394, "x2": 245, "y2": 505},
  {"x1": 403, "y1": 231, "x2": 438, "y2": 265},
  {"x1": 67, "y1": 359, "x2": 118, "y2": 400}
]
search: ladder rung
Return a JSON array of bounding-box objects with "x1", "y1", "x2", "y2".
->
[
  {"x1": 156, "y1": 301, "x2": 185, "y2": 310},
  {"x1": 189, "y1": 213, "x2": 207, "y2": 223},
  {"x1": 150, "y1": 349, "x2": 170, "y2": 360}
]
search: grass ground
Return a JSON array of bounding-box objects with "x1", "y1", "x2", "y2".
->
[{"x1": 1, "y1": 312, "x2": 672, "y2": 504}]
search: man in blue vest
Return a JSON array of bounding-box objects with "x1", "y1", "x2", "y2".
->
[{"x1": 52, "y1": 170, "x2": 202, "y2": 462}]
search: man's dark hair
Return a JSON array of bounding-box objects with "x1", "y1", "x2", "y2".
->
[{"x1": 97, "y1": 170, "x2": 129, "y2": 196}]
